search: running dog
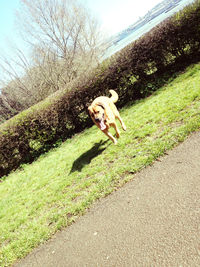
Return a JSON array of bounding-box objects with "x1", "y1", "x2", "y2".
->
[{"x1": 88, "y1": 90, "x2": 126, "y2": 144}]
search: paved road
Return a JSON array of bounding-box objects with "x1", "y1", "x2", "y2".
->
[{"x1": 16, "y1": 131, "x2": 200, "y2": 267}]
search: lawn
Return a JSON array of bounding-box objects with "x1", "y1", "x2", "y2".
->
[{"x1": 0, "y1": 63, "x2": 200, "y2": 266}]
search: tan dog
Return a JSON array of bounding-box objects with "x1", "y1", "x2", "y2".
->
[{"x1": 88, "y1": 90, "x2": 126, "y2": 144}]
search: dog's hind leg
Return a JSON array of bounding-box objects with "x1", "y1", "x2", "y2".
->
[
  {"x1": 113, "y1": 107, "x2": 126, "y2": 131},
  {"x1": 116, "y1": 114, "x2": 126, "y2": 131},
  {"x1": 112, "y1": 123, "x2": 120, "y2": 139}
]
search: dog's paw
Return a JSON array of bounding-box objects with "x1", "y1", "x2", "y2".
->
[
  {"x1": 123, "y1": 125, "x2": 127, "y2": 131},
  {"x1": 113, "y1": 138, "x2": 118, "y2": 145}
]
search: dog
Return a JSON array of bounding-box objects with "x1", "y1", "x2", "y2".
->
[{"x1": 88, "y1": 90, "x2": 126, "y2": 144}]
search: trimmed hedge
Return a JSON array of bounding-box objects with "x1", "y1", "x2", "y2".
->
[{"x1": 1, "y1": 0, "x2": 200, "y2": 178}]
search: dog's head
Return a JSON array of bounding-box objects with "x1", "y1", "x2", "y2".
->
[{"x1": 88, "y1": 103, "x2": 107, "y2": 130}]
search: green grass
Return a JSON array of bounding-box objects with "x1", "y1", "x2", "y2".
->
[{"x1": 1, "y1": 63, "x2": 200, "y2": 266}]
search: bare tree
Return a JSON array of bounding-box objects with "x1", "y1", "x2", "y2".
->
[
  {"x1": 0, "y1": 0, "x2": 106, "y2": 122},
  {"x1": 17, "y1": 0, "x2": 104, "y2": 81}
]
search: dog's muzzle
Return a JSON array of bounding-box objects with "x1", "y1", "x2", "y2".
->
[{"x1": 95, "y1": 115, "x2": 106, "y2": 130}]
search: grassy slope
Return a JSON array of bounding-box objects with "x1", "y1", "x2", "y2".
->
[{"x1": 1, "y1": 63, "x2": 200, "y2": 266}]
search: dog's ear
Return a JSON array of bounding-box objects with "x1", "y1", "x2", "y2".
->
[{"x1": 88, "y1": 105, "x2": 93, "y2": 113}]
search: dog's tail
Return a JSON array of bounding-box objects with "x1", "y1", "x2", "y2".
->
[{"x1": 109, "y1": 90, "x2": 118, "y2": 103}]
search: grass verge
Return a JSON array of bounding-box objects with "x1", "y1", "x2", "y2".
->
[{"x1": 0, "y1": 63, "x2": 200, "y2": 266}]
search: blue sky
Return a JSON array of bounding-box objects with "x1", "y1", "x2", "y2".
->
[
  {"x1": 0, "y1": 0, "x2": 21, "y2": 54},
  {"x1": 0, "y1": 1, "x2": 19, "y2": 37},
  {"x1": 0, "y1": 0, "x2": 162, "y2": 56}
]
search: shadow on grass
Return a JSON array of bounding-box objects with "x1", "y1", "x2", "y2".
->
[{"x1": 69, "y1": 140, "x2": 109, "y2": 173}]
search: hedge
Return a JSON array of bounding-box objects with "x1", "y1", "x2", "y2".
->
[{"x1": 1, "y1": 0, "x2": 200, "y2": 178}]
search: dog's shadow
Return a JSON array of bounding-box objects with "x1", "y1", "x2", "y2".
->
[{"x1": 69, "y1": 140, "x2": 109, "y2": 174}]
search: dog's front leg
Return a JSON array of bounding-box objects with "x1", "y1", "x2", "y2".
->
[{"x1": 103, "y1": 130, "x2": 117, "y2": 144}]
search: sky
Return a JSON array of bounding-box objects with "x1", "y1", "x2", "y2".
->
[
  {"x1": 0, "y1": 0, "x2": 20, "y2": 55},
  {"x1": 0, "y1": 0, "x2": 162, "y2": 55},
  {"x1": 84, "y1": 0, "x2": 162, "y2": 35}
]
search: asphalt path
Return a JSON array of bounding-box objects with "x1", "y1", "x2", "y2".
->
[{"x1": 16, "y1": 131, "x2": 200, "y2": 267}]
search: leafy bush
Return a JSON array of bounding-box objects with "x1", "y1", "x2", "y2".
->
[{"x1": 1, "y1": 0, "x2": 200, "y2": 178}]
